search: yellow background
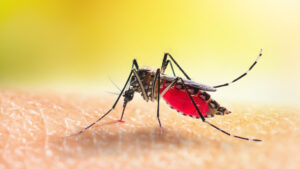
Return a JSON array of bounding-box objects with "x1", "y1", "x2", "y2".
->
[{"x1": 0, "y1": 0, "x2": 299, "y2": 103}]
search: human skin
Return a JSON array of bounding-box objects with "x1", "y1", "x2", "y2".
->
[{"x1": 0, "y1": 88, "x2": 299, "y2": 169}]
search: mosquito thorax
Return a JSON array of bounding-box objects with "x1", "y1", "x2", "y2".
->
[{"x1": 131, "y1": 67, "x2": 156, "y2": 89}]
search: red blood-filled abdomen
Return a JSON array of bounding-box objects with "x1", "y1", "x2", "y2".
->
[{"x1": 160, "y1": 82, "x2": 210, "y2": 118}]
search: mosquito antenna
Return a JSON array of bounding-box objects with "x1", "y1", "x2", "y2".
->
[
  {"x1": 108, "y1": 76, "x2": 121, "y2": 91},
  {"x1": 105, "y1": 91, "x2": 120, "y2": 96},
  {"x1": 204, "y1": 121, "x2": 262, "y2": 142}
]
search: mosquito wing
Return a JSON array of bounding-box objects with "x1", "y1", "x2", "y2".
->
[{"x1": 160, "y1": 74, "x2": 216, "y2": 92}]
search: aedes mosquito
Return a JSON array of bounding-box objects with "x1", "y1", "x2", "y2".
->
[{"x1": 75, "y1": 50, "x2": 263, "y2": 142}]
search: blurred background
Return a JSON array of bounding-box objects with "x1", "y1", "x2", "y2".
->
[{"x1": 0, "y1": 0, "x2": 299, "y2": 104}]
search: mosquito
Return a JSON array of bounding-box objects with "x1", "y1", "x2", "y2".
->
[{"x1": 75, "y1": 50, "x2": 263, "y2": 142}]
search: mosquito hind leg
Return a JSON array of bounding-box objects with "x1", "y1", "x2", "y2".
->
[
  {"x1": 163, "y1": 60, "x2": 176, "y2": 76},
  {"x1": 179, "y1": 77, "x2": 262, "y2": 142},
  {"x1": 213, "y1": 49, "x2": 262, "y2": 88},
  {"x1": 161, "y1": 53, "x2": 191, "y2": 79},
  {"x1": 178, "y1": 78, "x2": 206, "y2": 122}
]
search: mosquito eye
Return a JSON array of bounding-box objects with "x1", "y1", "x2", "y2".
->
[
  {"x1": 209, "y1": 100, "x2": 219, "y2": 109},
  {"x1": 199, "y1": 92, "x2": 210, "y2": 101}
]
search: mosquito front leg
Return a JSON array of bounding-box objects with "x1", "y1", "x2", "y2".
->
[
  {"x1": 213, "y1": 49, "x2": 262, "y2": 88},
  {"x1": 73, "y1": 69, "x2": 134, "y2": 136},
  {"x1": 107, "y1": 59, "x2": 139, "y2": 94},
  {"x1": 154, "y1": 69, "x2": 163, "y2": 133},
  {"x1": 154, "y1": 71, "x2": 181, "y2": 133}
]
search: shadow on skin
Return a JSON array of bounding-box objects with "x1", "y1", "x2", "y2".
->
[{"x1": 50, "y1": 120, "x2": 221, "y2": 157}]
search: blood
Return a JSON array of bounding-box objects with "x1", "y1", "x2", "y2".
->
[
  {"x1": 160, "y1": 82, "x2": 210, "y2": 118},
  {"x1": 117, "y1": 120, "x2": 125, "y2": 123}
]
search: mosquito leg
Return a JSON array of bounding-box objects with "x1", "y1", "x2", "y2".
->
[
  {"x1": 151, "y1": 67, "x2": 160, "y2": 101},
  {"x1": 73, "y1": 70, "x2": 134, "y2": 136},
  {"x1": 161, "y1": 53, "x2": 191, "y2": 80},
  {"x1": 154, "y1": 76, "x2": 180, "y2": 132},
  {"x1": 179, "y1": 78, "x2": 262, "y2": 142},
  {"x1": 132, "y1": 59, "x2": 139, "y2": 70},
  {"x1": 160, "y1": 77, "x2": 179, "y2": 97},
  {"x1": 132, "y1": 69, "x2": 149, "y2": 101},
  {"x1": 204, "y1": 121, "x2": 262, "y2": 142},
  {"x1": 154, "y1": 69, "x2": 163, "y2": 133},
  {"x1": 108, "y1": 59, "x2": 139, "y2": 95},
  {"x1": 213, "y1": 49, "x2": 263, "y2": 88},
  {"x1": 163, "y1": 60, "x2": 176, "y2": 76},
  {"x1": 178, "y1": 78, "x2": 206, "y2": 122},
  {"x1": 152, "y1": 67, "x2": 179, "y2": 100}
]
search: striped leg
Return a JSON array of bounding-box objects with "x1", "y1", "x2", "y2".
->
[
  {"x1": 154, "y1": 69, "x2": 163, "y2": 133},
  {"x1": 204, "y1": 121, "x2": 262, "y2": 142},
  {"x1": 179, "y1": 77, "x2": 262, "y2": 142},
  {"x1": 161, "y1": 53, "x2": 191, "y2": 79},
  {"x1": 178, "y1": 78, "x2": 206, "y2": 122},
  {"x1": 163, "y1": 60, "x2": 176, "y2": 76},
  {"x1": 72, "y1": 69, "x2": 134, "y2": 136},
  {"x1": 214, "y1": 49, "x2": 263, "y2": 88},
  {"x1": 132, "y1": 58, "x2": 139, "y2": 69}
]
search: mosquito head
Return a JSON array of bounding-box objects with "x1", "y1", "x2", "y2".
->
[{"x1": 123, "y1": 88, "x2": 135, "y2": 105}]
